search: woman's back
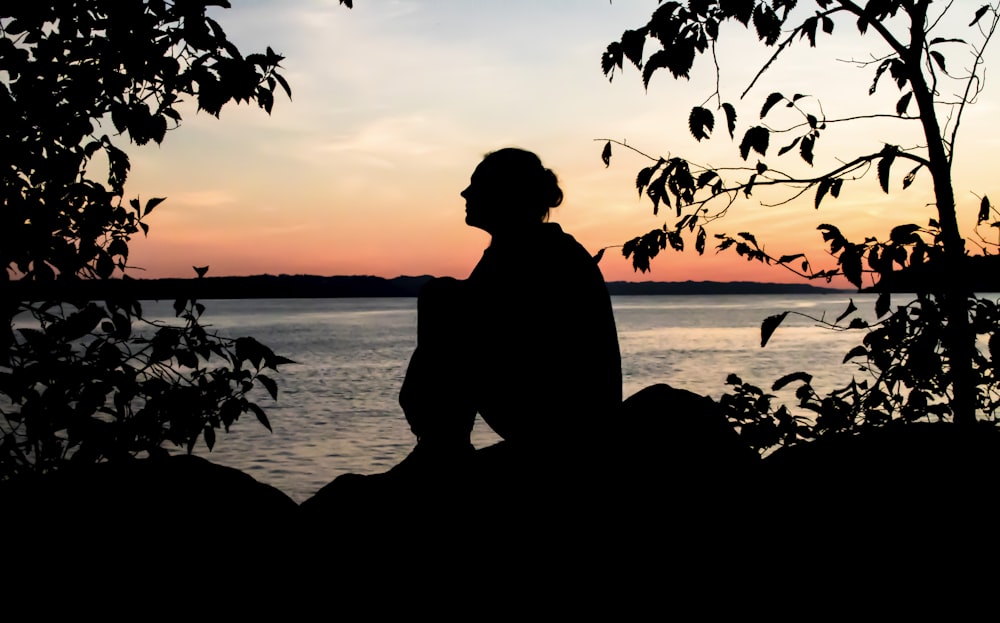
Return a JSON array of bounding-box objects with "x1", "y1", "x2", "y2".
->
[{"x1": 468, "y1": 222, "x2": 621, "y2": 443}]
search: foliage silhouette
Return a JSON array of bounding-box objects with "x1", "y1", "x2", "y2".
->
[
  {"x1": 0, "y1": 1, "x2": 350, "y2": 478},
  {"x1": 600, "y1": 0, "x2": 1000, "y2": 453}
]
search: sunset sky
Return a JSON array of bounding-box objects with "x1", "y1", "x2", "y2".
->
[{"x1": 122, "y1": 0, "x2": 1000, "y2": 285}]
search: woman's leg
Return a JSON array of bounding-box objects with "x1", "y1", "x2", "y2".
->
[{"x1": 399, "y1": 277, "x2": 477, "y2": 450}]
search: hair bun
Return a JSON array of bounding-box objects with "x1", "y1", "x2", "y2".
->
[
  {"x1": 540, "y1": 168, "x2": 564, "y2": 210},
  {"x1": 481, "y1": 148, "x2": 565, "y2": 221}
]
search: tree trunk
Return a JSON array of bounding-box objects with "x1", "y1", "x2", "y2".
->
[{"x1": 908, "y1": 54, "x2": 976, "y2": 426}]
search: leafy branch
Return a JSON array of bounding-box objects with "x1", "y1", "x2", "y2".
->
[
  {"x1": 599, "y1": 1, "x2": 1000, "y2": 440},
  {"x1": 0, "y1": 0, "x2": 355, "y2": 478}
]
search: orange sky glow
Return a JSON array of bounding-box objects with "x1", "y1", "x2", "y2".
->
[{"x1": 121, "y1": 1, "x2": 1000, "y2": 288}]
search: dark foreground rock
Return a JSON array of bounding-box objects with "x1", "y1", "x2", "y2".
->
[
  {"x1": 299, "y1": 383, "x2": 763, "y2": 571},
  {"x1": 760, "y1": 421, "x2": 1000, "y2": 543},
  {"x1": 5, "y1": 385, "x2": 1000, "y2": 602},
  {"x1": 2, "y1": 455, "x2": 298, "y2": 565}
]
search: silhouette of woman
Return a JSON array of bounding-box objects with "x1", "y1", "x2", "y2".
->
[{"x1": 398, "y1": 148, "x2": 622, "y2": 465}]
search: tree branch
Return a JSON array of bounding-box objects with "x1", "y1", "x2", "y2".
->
[
  {"x1": 834, "y1": 0, "x2": 910, "y2": 57},
  {"x1": 742, "y1": 6, "x2": 849, "y2": 99},
  {"x1": 949, "y1": 4, "x2": 999, "y2": 166}
]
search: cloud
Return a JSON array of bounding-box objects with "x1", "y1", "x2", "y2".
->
[
  {"x1": 170, "y1": 190, "x2": 239, "y2": 208},
  {"x1": 312, "y1": 113, "x2": 454, "y2": 161}
]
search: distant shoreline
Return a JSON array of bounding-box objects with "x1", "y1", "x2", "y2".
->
[{"x1": 12, "y1": 274, "x2": 849, "y2": 300}]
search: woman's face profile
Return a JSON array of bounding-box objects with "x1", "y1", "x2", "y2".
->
[{"x1": 461, "y1": 160, "x2": 503, "y2": 233}]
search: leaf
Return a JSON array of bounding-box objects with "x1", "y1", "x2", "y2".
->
[
  {"x1": 267, "y1": 355, "x2": 296, "y2": 368},
  {"x1": 636, "y1": 166, "x2": 655, "y2": 195},
  {"x1": 623, "y1": 237, "x2": 637, "y2": 260},
  {"x1": 739, "y1": 126, "x2": 769, "y2": 160},
  {"x1": 887, "y1": 59, "x2": 908, "y2": 89},
  {"x1": 896, "y1": 92, "x2": 912, "y2": 116},
  {"x1": 662, "y1": 43, "x2": 697, "y2": 79},
  {"x1": 929, "y1": 37, "x2": 967, "y2": 46},
  {"x1": 722, "y1": 103, "x2": 737, "y2": 138},
  {"x1": 902, "y1": 164, "x2": 921, "y2": 189},
  {"x1": 621, "y1": 28, "x2": 647, "y2": 68},
  {"x1": 875, "y1": 292, "x2": 890, "y2": 318},
  {"x1": 806, "y1": 114, "x2": 818, "y2": 129},
  {"x1": 695, "y1": 226, "x2": 707, "y2": 255},
  {"x1": 647, "y1": 174, "x2": 667, "y2": 216},
  {"x1": 930, "y1": 50, "x2": 947, "y2": 73},
  {"x1": 815, "y1": 178, "x2": 832, "y2": 209},
  {"x1": 601, "y1": 141, "x2": 612, "y2": 167},
  {"x1": 869, "y1": 61, "x2": 891, "y2": 96},
  {"x1": 877, "y1": 150, "x2": 897, "y2": 193},
  {"x1": 752, "y1": 4, "x2": 781, "y2": 45},
  {"x1": 772, "y1": 371, "x2": 812, "y2": 391},
  {"x1": 642, "y1": 50, "x2": 670, "y2": 88},
  {"x1": 818, "y1": 223, "x2": 845, "y2": 249},
  {"x1": 777, "y1": 253, "x2": 804, "y2": 264},
  {"x1": 105, "y1": 143, "x2": 131, "y2": 193},
  {"x1": 842, "y1": 345, "x2": 868, "y2": 363},
  {"x1": 822, "y1": 16, "x2": 834, "y2": 34},
  {"x1": 144, "y1": 197, "x2": 166, "y2": 216},
  {"x1": 979, "y1": 195, "x2": 991, "y2": 223},
  {"x1": 689, "y1": 106, "x2": 715, "y2": 141},
  {"x1": 800, "y1": 134, "x2": 815, "y2": 165},
  {"x1": 971, "y1": 5, "x2": 990, "y2": 27},
  {"x1": 274, "y1": 73, "x2": 293, "y2": 100},
  {"x1": 800, "y1": 16, "x2": 818, "y2": 46},
  {"x1": 96, "y1": 250, "x2": 115, "y2": 279},
  {"x1": 696, "y1": 171, "x2": 718, "y2": 188},
  {"x1": 890, "y1": 223, "x2": 921, "y2": 243},
  {"x1": 257, "y1": 374, "x2": 278, "y2": 400},
  {"x1": 248, "y1": 403, "x2": 272, "y2": 432},
  {"x1": 593, "y1": 248, "x2": 606, "y2": 264},
  {"x1": 760, "y1": 311, "x2": 788, "y2": 347},
  {"x1": 760, "y1": 92, "x2": 784, "y2": 119},
  {"x1": 602, "y1": 41, "x2": 623, "y2": 79},
  {"x1": 236, "y1": 336, "x2": 267, "y2": 367},
  {"x1": 836, "y1": 299, "x2": 857, "y2": 323},
  {"x1": 830, "y1": 179, "x2": 843, "y2": 198},
  {"x1": 778, "y1": 137, "x2": 801, "y2": 156},
  {"x1": 840, "y1": 246, "x2": 863, "y2": 288}
]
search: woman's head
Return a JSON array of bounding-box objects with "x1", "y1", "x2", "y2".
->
[{"x1": 462, "y1": 148, "x2": 564, "y2": 234}]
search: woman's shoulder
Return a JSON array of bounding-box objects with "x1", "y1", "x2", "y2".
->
[
  {"x1": 537, "y1": 223, "x2": 587, "y2": 253},
  {"x1": 543, "y1": 224, "x2": 603, "y2": 266}
]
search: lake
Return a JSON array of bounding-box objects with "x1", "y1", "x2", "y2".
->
[{"x1": 160, "y1": 293, "x2": 874, "y2": 502}]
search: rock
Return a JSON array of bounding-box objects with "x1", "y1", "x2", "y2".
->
[
  {"x1": 761, "y1": 421, "x2": 1000, "y2": 527},
  {"x1": 756, "y1": 421, "x2": 1000, "y2": 582},
  {"x1": 299, "y1": 383, "x2": 761, "y2": 560},
  {"x1": 2, "y1": 454, "x2": 298, "y2": 564}
]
